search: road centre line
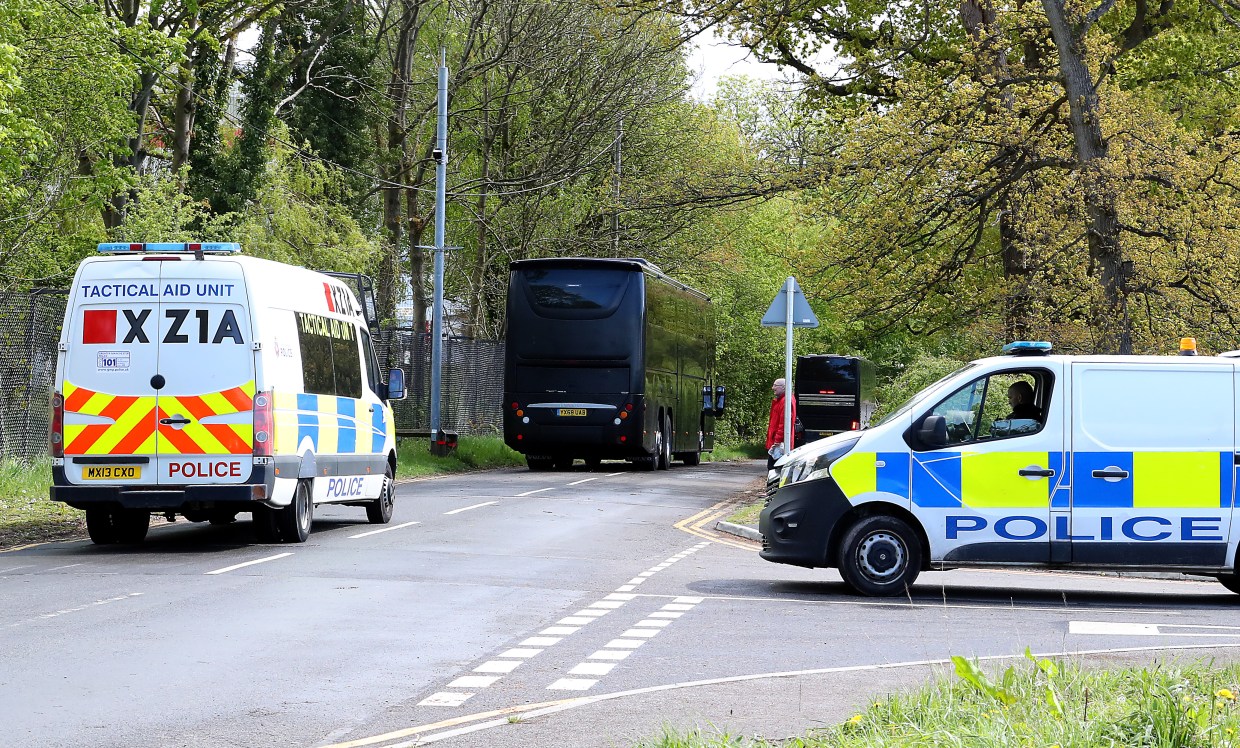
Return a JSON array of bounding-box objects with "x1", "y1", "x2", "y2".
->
[
  {"x1": 0, "y1": 565, "x2": 32, "y2": 574},
  {"x1": 675, "y1": 591, "x2": 1196, "y2": 617},
  {"x1": 516, "y1": 487, "x2": 556, "y2": 497},
  {"x1": 443, "y1": 502, "x2": 498, "y2": 515},
  {"x1": 606, "y1": 472, "x2": 625, "y2": 477},
  {"x1": 567, "y1": 477, "x2": 600, "y2": 486},
  {"x1": 46, "y1": 563, "x2": 84, "y2": 571},
  {"x1": 349, "y1": 521, "x2": 421, "y2": 539},
  {"x1": 205, "y1": 553, "x2": 293, "y2": 575},
  {"x1": 384, "y1": 642, "x2": 1240, "y2": 747},
  {"x1": 8, "y1": 592, "x2": 144, "y2": 628},
  {"x1": 1071, "y1": 620, "x2": 1240, "y2": 637}
]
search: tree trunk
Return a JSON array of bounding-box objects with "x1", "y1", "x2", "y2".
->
[{"x1": 1042, "y1": 0, "x2": 1129, "y2": 353}]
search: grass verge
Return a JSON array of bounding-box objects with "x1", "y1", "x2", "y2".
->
[
  {"x1": 396, "y1": 435, "x2": 526, "y2": 478},
  {"x1": 637, "y1": 654, "x2": 1240, "y2": 747},
  {"x1": 0, "y1": 458, "x2": 83, "y2": 550}
]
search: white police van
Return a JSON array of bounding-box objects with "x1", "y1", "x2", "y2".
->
[
  {"x1": 760, "y1": 341, "x2": 1240, "y2": 595},
  {"x1": 49, "y1": 242, "x2": 406, "y2": 545}
]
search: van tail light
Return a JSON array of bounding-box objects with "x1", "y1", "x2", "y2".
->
[
  {"x1": 50, "y1": 391, "x2": 64, "y2": 458},
  {"x1": 851, "y1": 420, "x2": 859, "y2": 430},
  {"x1": 253, "y1": 391, "x2": 274, "y2": 457}
]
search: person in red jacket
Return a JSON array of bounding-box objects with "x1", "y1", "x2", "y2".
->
[{"x1": 765, "y1": 377, "x2": 797, "y2": 470}]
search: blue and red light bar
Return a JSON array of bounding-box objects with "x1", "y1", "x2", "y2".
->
[{"x1": 97, "y1": 242, "x2": 241, "y2": 254}]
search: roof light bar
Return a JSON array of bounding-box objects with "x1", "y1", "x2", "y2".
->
[
  {"x1": 97, "y1": 242, "x2": 241, "y2": 254},
  {"x1": 1001, "y1": 341, "x2": 1053, "y2": 356}
]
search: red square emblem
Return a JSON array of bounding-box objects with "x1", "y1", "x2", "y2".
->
[{"x1": 82, "y1": 309, "x2": 117, "y2": 344}]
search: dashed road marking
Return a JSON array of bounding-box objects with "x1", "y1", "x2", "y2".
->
[
  {"x1": 521, "y1": 636, "x2": 562, "y2": 647},
  {"x1": 447, "y1": 676, "x2": 501, "y2": 689},
  {"x1": 46, "y1": 563, "x2": 84, "y2": 572},
  {"x1": 0, "y1": 565, "x2": 32, "y2": 574},
  {"x1": 588, "y1": 650, "x2": 631, "y2": 660},
  {"x1": 499, "y1": 648, "x2": 543, "y2": 658},
  {"x1": 516, "y1": 487, "x2": 556, "y2": 497},
  {"x1": 570, "y1": 662, "x2": 616, "y2": 676},
  {"x1": 567, "y1": 477, "x2": 599, "y2": 486},
  {"x1": 604, "y1": 638, "x2": 646, "y2": 649},
  {"x1": 417, "y1": 693, "x2": 473, "y2": 708},
  {"x1": 547, "y1": 678, "x2": 597, "y2": 691},
  {"x1": 474, "y1": 661, "x2": 522, "y2": 674},
  {"x1": 540, "y1": 626, "x2": 580, "y2": 635},
  {"x1": 349, "y1": 521, "x2": 421, "y2": 539},
  {"x1": 205, "y1": 553, "x2": 293, "y2": 575},
  {"x1": 8, "y1": 592, "x2": 144, "y2": 628},
  {"x1": 443, "y1": 502, "x2": 498, "y2": 515}
]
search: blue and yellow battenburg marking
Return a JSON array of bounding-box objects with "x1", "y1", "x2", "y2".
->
[
  {"x1": 830, "y1": 450, "x2": 1236, "y2": 509},
  {"x1": 273, "y1": 392, "x2": 390, "y2": 455}
]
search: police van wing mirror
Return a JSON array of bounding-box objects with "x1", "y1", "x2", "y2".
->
[
  {"x1": 713, "y1": 385, "x2": 726, "y2": 417},
  {"x1": 918, "y1": 415, "x2": 948, "y2": 448},
  {"x1": 386, "y1": 368, "x2": 407, "y2": 401}
]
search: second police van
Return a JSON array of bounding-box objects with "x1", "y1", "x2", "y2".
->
[
  {"x1": 49, "y1": 242, "x2": 406, "y2": 545},
  {"x1": 760, "y1": 341, "x2": 1240, "y2": 595}
]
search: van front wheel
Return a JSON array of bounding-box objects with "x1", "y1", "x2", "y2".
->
[
  {"x1": 278, "y1": 480, "x2": 313, "y2": 543},
  {"x1": 366, "y1": 466, "x2": 395, "y2": 524},
  {"x1": 1218, "y1": 574, "x2": 1240, "y2": 595},
  {"x1": 837, "y1": 515, "x2": 922, "y2": 597}
]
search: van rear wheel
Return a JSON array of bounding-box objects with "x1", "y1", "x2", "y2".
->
[
  {"x1": 366, "y1": 466, "x2": 395, "y2": 524},
  {"x1": 252, "y1": 506, "x2": 280, "y2": 542},
  {"x1": 837, "y1": 515, "x2": 922, "y2": 597},
  {"x1": 86, "y1": 508, "x2": 149, "y2": 545},
  {"x1": 278, "y1": 480, "x2": 313, "y2": 543},
  {"x1": 1218, "y1": 575, "x2": 1240, "y2": 595}
]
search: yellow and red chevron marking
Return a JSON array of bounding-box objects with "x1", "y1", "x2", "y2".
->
[{"x1": 62, "y1": 381, "x2": 255, "y2": 456}]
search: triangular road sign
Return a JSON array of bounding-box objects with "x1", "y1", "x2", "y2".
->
[{"x1": 761, "y1": 277, "x2": 819, "y2": 328}]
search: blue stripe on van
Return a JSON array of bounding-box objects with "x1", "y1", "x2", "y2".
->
[
  {"x1": 876, "y1": 452, "x2": 910, "y2": 497},
  {"x1": 1049, "y1": 452, "x2": 1069, "y2": 508},
  {"x1": 911, "y1": 453, "x2": 961, "y2": 508},
  {"x1": 1221, "y1": 452, "x2": 1235, "y2": 508},
  {"x1": 1071, "y1": 451, "x2": 1134, "y2": 508},
  {"x1": 372, "y1": 408, "x2": 386, "y2": 453},
  {"x1": 336, "y1": 398, "x2": 356, "y2": 453}
]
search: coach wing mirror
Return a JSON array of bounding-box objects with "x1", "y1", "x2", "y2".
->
[
  {"x1": 713, "y1": 385, "x2": 726, "y2": 416},
  {"x1": 386, "y1": 368, "x2": 407, "y2": 400},
  {"x1": 918, "y1": 414, "x2": 948, "y2": 448}
]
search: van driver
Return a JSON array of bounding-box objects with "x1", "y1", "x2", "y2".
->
[{"x1": 1006, "y1": 381, "x2": 1041, "y2": 421}]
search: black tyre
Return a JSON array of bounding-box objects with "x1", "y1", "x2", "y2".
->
[
  {"x1": 837, "y1": 515, "x2": 922, "y2": 597},
  {"x1": 1219, "y1": 575, "x2": 1240, "y2": 595},
  {"x1": 85, "y1": 508, "x2": 119, "y2": 545},
  {"x1": 657, "y1": 418, "x2": 672, "y2": 470},
  {"x1": 208, "y1": 511, "x2": 238, "y2": 525},
  {"x1": 680, "y1": 451, "x2": 702, "y2": 467},
  {"x1": 114, "y1": 510, "x2": 150, "y2": 544},
  {"x1": 278, "y1": 479, "x2": 313, "y2": 543},
  {"x1": 584, "y1": 457, "x2": 602, "y2": 470},
  {"x1": 366, "y1": 465, "x2": 395, "y2": 524},
  {"x1": 527, "y1": 456, "x2": 554, "y2": 471},
  {"x1": 553, "y1": 457, "x2": 573, "y2": 471},
  {"x1": 252, "y1": 506, "x2": 281, "y2": 542}
]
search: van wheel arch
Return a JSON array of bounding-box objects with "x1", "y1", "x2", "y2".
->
[
  {"x1": 827, "y1": 503, "x2": 930, "y2": 572},
  {"x1": 298, "y1": 451, "x2": 317, "y2": 479}
]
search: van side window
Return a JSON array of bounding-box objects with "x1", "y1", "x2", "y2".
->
[
  {"x1": 915, "y1": 369, "x2": 1051, "y2": 449},
  {"x1": 332, "y1": 329, "x2": 363, "y2": 399},
  {"x1": 297, "y1": 318, "x2": 335, "y2": 396},
  {"x1": 361, "y1": 330, "x2": 384, "y2": 398}
]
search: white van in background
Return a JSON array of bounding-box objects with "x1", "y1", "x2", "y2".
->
[
  {"x1": 50, "y1": 242, "x2": 406, "y2": 545},
  {"x1": 761, "y1": 340, "x2": 1240, "y2": 596}
]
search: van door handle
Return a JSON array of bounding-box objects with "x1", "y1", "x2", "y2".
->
[
  {"x1": 1018, "y1": 467, "x2": 1055, "y2": 477},
  {"x1": 1091, "y1": 469, "x2": 1130, "y2": 479},
  {"x1": 159, "y1": 416, "x2": 191, "y2": 426}
]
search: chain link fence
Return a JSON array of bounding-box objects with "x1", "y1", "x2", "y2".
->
[
  {"x1": 0, "y1": 290, "x2": 67, "y2": 460},
  {"x1": 0, "y1": 291, "x2": 505, "y2": 461}
]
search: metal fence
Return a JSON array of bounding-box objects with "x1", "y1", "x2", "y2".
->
[{"x1": 0, "y1": 291, "x2": 505, "y2": 461}]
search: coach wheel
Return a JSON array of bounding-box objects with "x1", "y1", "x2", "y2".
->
[
  {"x1": 553, "y1": 457, "x2": 573, "y2": 471},
  {"x1": 680, "y1": 450, "x2": 701, "y2": 467},
  {"x1": 278, "y1": 480, "x2": 313, "y2": 543},
  {"x1": 837, "y1": 515, "x2": 922, "y2": 597},
  {"x1": 584, "y1": 457, "x2": 602, "y2": 470},
  {"x1": 366, "y1": 465, "x2": 395, "y2": 524},
  {"x1": 527, "y1": 456, "x2": 554, "y2": 471},
  {"x1": 657, "y1": 418, "x2": 672, "y2": 470}
]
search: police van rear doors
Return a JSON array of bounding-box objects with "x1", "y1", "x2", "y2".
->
[{"x1": 1068, "y1": 361, "x2": 1235, "y2": 567}]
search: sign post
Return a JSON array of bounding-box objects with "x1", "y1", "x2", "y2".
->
[{"x1": 761, "y1": 277, "x2": 819, "y2": 457}]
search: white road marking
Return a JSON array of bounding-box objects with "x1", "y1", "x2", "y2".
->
[
  {"x1": 615, "y1": 585, "x2": 637, "y2": 592},
  {"x1": 540, "y1": 626, "x2": 580, "y2": 636},
  {"x1": 499, "y1": 648, "x2": 543, "y2": 659},
  {"x1": 634, "y1": 619, "x2": 671, "y2": 628},
  {"x1": 661, "y1": 603, "x2": 694, "y2": 611},
  {"x1": 447, "y1": 676, "x2": 501, "y2": 689},
  {"x1": 674, "y1": 596, "x2": 705, "y2": 603},
  {"x1": 474, "y1": 661, "x2": 522, "y2": 674},
  {"x1": 547, "y1": 678, "x2": 597, "y2": 690},
  {"x1": 573, "y1": 609, "x2": 609, "y2": 617},
  {"x1": 591, "y1": 601, "x2": 625, "y2": 609},
  {"x1": 418, "y1": 692, "x2": 473, "y2": 707},
  {"x1": 46, "y1": 563, "x2": 84, "y2": 572},
  {"x1": 605, "y1": 593, "x2": 636, "y2": 600},
  {"x1": 567, "y1": 477, "x2": 599, "y2": 486},
  {"x1": 637, "y1": 572, "x2": 656, "y2": 578},
  {"x1": 9, "y1": 592, "x2": 144, "y2": 628},
  {"x1": 205, "y1": 553, "x2": 293, "y2": 575},
  {"x1": 649, "y1": 612, "x2": 683, "y2": 619},
  {"x1": 620, "y1": 628, "x2": 660, "y2": 638},
  {"x1": 570, "y1": 662, "x2": 616, "y2": 676},
  {"x1": 588, "y1": 650, "x2": 632, "y2": 661},
  {"x1": 603, "y1": 639, "x2": 645, "y2": 649},
  {"x1": 521, "y1": 637, "x2": 562, "y2": 647},
  {"x1": 626, "y1": 578, "x2": 645, "y2": 585},
  {"x1": 606, "y1": 472, "x2": 625, "y2": 477},
  {"x1": 558, "y1": 617, "x2": 595, "y2": 625},
  {"x1": 1070, "y1": 620, "x2": 1240, "y2": 638},
  {"x1": 349, "y1": 521, "x2": 421, "y2": 539},
  {"x1": 516, "y1": 487, "x2": 556, "y2": 497},
  {"x1": 443, "y1": 502, "x2": 498, "y2": 515},
  {"x1": 0, "y1": 565, "x2": 32, "y2": 574}
]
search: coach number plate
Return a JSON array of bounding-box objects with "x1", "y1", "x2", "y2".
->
[{"x1": 557, "y1": 408, "x2": 587, "y2": 417}]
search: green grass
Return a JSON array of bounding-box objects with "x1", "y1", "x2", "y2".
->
[
  {"x1": 637, "y1": 654, "x2": 1240, "y2": 747},
  {"x1": 706, "y1": 441, "x2": 767, "y2": 462},
  {"x1": 0, "y1": 457, "x2": 84, "y2": 549},
  {"x1": 396, "y1": 435, "x2": 526, "y2": 478}
]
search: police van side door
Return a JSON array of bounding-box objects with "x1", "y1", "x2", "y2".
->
[
  {"x1": 1069, "y1": 362, "x2": 1233, "y2": 567},
  {"x1": 909, "y1": 361, "x2": 1064, "y2": 565}
]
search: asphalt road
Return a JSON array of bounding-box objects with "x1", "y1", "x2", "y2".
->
[{"x1": 5, "y1": 460, "x2": 1240, "y2": 748}]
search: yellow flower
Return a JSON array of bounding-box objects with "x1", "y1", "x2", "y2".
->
[
  {"x1": 1217, "y1": 688, "x2": 1236, "y2": 700},
  {"x1": 847, "y1": 715, "x2": 863, "y2": 725}
]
